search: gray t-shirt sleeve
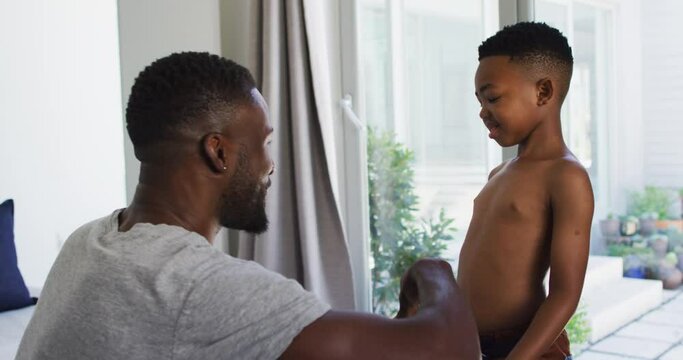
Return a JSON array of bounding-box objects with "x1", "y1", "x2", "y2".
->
[{"x1": 173, "y1": 258, "x2": 330, "y2": 360}]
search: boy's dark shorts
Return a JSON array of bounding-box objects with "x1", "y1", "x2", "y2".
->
[{"x1": 480, "y1": 326, "x2": 572, "y2": 359}]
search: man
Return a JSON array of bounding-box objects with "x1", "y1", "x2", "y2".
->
[{"x1": 17, "y1": 52, "x2": 479, "y2": 359}]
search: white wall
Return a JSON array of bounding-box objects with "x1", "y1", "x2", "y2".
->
[
  {"x1": 117, "y1": 0, "x2": 228, "y2": 251},
  {"x1": 0, "y1": 0, "x2": 127, "y2": 287},
  {"x1": 641, "y1": 0, "x2": 683, "y2": 189},
  {"x1": 117, "y1": 0, "x2": 222, "y2": 203}
]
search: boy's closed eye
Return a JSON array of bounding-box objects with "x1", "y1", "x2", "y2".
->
[
  {"x1": 486, "y1": 96, "x2": 501, "y2": 104},
  {"x1": 475, "y1": 91, "x2": 501, "y2": 105}
]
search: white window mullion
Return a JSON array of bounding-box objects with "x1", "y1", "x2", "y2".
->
[
  {"x1": 339, "y1": 0, "x2": 372, "y2": 312},
  {"x1": 593, "y1": 7, "x2": 612, "y2": 220},
  {"x1": 387, "y1": 0, "x2": 409, "y2": 145}
]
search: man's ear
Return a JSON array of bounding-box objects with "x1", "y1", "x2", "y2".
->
[
  {"x1": 202, "y1": 133, "x2": 232, "y2": 173},
  {"x1": 536, "y1": 78, "x2": 554, "y2": 106}
]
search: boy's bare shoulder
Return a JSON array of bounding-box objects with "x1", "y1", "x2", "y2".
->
[
  {"x1": 547, "y1": 155, "x2": 593, "y2": 196},
  {"x1": 488, "y1": 160, "x2": 510, "y2": 180}
]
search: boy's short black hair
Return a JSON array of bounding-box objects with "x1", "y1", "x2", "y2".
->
[
  {"x1": 126, "y1": 52, "x2": 256, "y2": 153},
  {"x1": 478, "y1": 22, "x2": 573, "y2": 100}
]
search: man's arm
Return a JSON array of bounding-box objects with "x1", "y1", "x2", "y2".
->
[
  {"x1": 506, "y1": 161, "x2": 594, "y2": 360},
  {"x1": 280, "y1": 259, "x2": 481, "y2": 360}
]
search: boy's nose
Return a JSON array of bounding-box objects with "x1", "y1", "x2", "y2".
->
[{"x1": 479, "y1": 106, "x2": 490, "y2": 120}]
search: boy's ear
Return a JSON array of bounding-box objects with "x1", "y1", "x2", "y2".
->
[
  {"x1": 536, "y1": 78, "x2": 554, "y2": 106},
  {"x1": 202, "y1": 133, "x2": 233, "y2": 174}
]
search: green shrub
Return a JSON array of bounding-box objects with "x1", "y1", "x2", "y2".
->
[
  {"x1": 628, "y1": 186, "x2": 675, "y2": 220},
  {"x1": 367, "y1": 128, "x2": 456, "y2": 316},
  {"x1": 607, "y1": 244, "x2": 655, "y2": 257},
  {"x1": 566, "y1": 305, "x2": 591, "y2": 354}
]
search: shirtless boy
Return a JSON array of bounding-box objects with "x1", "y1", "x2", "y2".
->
[{"x1": 457, "y1": 22, "x2": 594, "y2": 359}]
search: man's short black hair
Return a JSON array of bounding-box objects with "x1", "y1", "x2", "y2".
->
[
  {"x1": 126, "y1": 52, "x2": 256, "y2": 155},
  {"x1": 478, "y1": 22, "x2": 573, "y2": 100}
]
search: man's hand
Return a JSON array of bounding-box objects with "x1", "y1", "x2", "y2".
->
[
  {"x1": 397, "y1": 259, "x2": 455, "y2": 319},
  {"x1": 281, "y1": 257, "x2": 481, "y2": 359},
  {"x1": 396, "y1": 266, "x2": 419, "y2": 318}
]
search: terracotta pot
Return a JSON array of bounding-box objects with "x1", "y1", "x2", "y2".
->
[{"x1": 656, "y1": 220, "x2": 683, "y2": 232}]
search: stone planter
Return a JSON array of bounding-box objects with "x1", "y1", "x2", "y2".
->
[
  {"x1": 651, "y1": 236, "x2": 669, "y2": 258},
  {"x1": 658, "y1": 265, "x2": 683, "y2": 290},
  {"x1": 640, "y1": 218, "x2": 657, "y2": 236},
  {"x1": 600, "y1": 219, "x2": 620, "y2": 237}
]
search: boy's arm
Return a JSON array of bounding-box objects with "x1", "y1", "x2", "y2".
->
[{"x1": 507, "y1": 162, "x2": 594, "y2": 360}]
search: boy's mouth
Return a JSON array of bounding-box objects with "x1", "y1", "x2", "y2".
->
[{"x1": 483, "y1": 120, "x2": 501, "y2": 139}]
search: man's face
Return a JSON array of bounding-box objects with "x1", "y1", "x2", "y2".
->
[
  {"x1": 219, "y1": 90, "x2": 274, "y2": 234},
  {"x1": 474, "y1": 56, "x2": 540, "y2": 147}
]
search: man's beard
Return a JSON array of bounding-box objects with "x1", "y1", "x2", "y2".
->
[{"x1": 218, "y1": 151, "x2": 269, "y2": 234}]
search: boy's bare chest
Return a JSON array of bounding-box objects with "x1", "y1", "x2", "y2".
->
[{"x1": 473, "y1": 169, "x2": 549, "y2": 222}]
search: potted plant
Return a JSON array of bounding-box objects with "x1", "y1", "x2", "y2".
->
[
  {"x1": 600, "y1": 213, "x2": 620, "y2": 238},
  {"x1": 640, "y1": 211, "x2": 658, "y2": 236},
  {"x1": 620, "y1": 216, "x2": 639, "y2": 237},
  {"x1": 623, "y1": 254, "x2": 647, "y2": 279},
  {"x1": 629, "y1": 186, "x2": 672, "y2": 219},
  {"x1": 650, "y1": 235, "x2": 669, "y2": 258},
  {"x1": 674, "y1": 246, "x2": 683, "y2": 273},
  {"x1": 608, "y1": 244, "x2": 655, "y2": 279},
  {"x1": 656, "y1": 253, "x2": 683, "y2": 290}
]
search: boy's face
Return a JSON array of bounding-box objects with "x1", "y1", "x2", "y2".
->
[{"x1": 475, "y1": 56, "x2": 541, "y2": 147}]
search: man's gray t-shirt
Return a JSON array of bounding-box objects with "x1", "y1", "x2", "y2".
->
[{"x1": 16, "y1": 210, "x2": 330, "y2": 360}]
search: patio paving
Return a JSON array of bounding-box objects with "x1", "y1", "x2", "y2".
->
[{"x1": 577, "y1": 289, "x2": 683, "y2": 359}]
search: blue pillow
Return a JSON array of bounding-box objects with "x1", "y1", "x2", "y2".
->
[{"x1": 0, "y1": 199, "x2": 34, "y2": 312}]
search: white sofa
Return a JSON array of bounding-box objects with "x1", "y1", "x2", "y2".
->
[{"x1": 0, "y1": 288, "x2": 39, "y2": 360}]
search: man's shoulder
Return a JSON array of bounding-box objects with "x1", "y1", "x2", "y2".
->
[{"x1": 60, "y1": 210, "x2": 120, "y2": 250}]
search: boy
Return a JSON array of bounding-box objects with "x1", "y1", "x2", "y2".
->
[{"x1": 457, "y1": 22, "x2": 594, "y2": 359}]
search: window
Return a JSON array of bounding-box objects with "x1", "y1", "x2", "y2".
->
[
  {"x1": 356, "y1": 0, "x2": 500, "y2": 313},
  {"x1": 535, "y1": 0, "x2": 616, "y2": 218},
  {"x1": 359, "y1": 0, "x2": 499, "y2": 242}
]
